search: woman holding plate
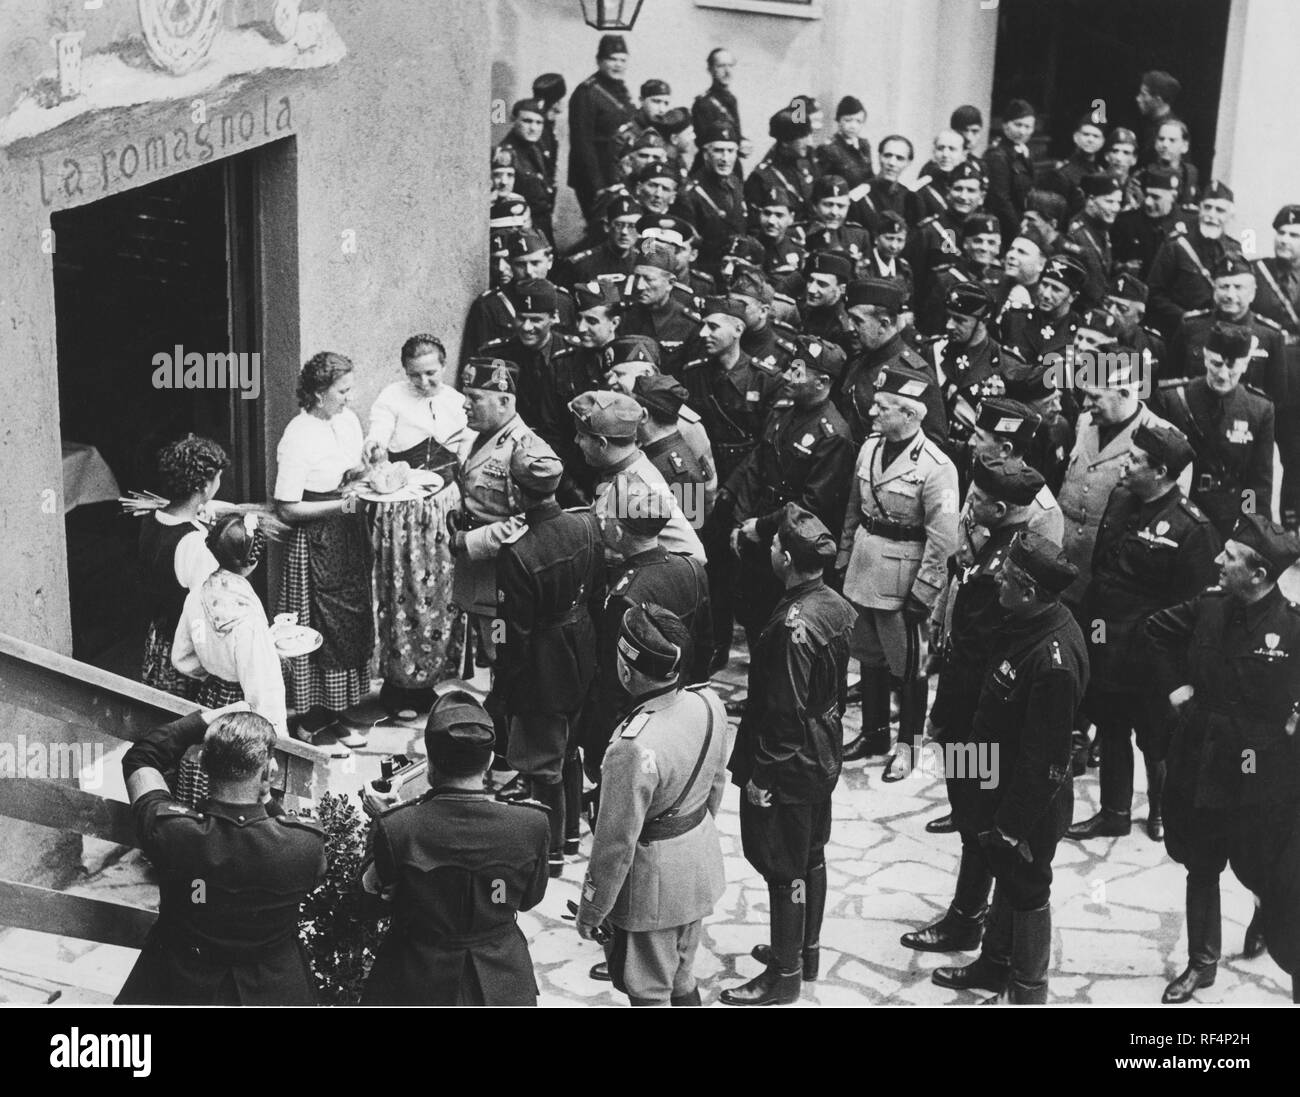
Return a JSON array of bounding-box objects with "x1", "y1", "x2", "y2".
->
[
  {"x1": 274, "y1": 352, "x2": 373, "y2": 749},
  {"x1": 363, "y1": 334, "x2": 472, "y2": 717}
]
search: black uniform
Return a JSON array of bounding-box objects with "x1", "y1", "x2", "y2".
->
[
  {"x1": 116, "y1": 713, "x2": 325, "y2": 1005},
  {"x1": 836, "y1": 333, "x2": 949, "y2": 448},
  {"x1": 679, "y1": 171, "x2": 748, "y2": 278},
  {"x1": 1147, "y1": 226, "x2": 1244, "y2": 338},
  {"x1": 556, "y1": 241, "x2": 638, "y2": 289},
  {"x1": 758, "y1": 231, "x2": 809, "y2": 300},
  {"x1": 464, "y1": 287, "x2": 577, "y2": 368},
  {"x1": 909, "y1": 210, "x2": 966, "y2": 306},
  {"x1": 642, "y1": 429, "x2": 711, "y2": 514},
  {"x1": 815, "y1": 134, "x2": 873, "y2": 189},
  {"x1": 984, "y1": 135, "x2": 1034, "y2": 240},
  {"x1": 1169, "y1": 308, "x2": 1288, "y2": 407},
  {"x1": 796, "y1": 221, "x2": 872, "y2": 273},
  {"x1": 800, "y1": 300, "x2": 859, "y2": 357},
  {"x1": 1023, "y1": 407, "x2": 1075, "y2": 497},
  {"x1": 568, "y1": 71, "x2": 635, "y2": 216},
  {"x1": 917, "y1": 259, "x2": 1004, "y2": 337},
  {"x1": 1251, "y1": 257, "x2": 1300, "y2": 341},
  {"x1": 925, "y1": 334, "x2": 1010, "y2": 455},
  {"x1": 499, "y1": 130, "x2": 557, "y2": 240},
  {"x1": 1251, "y1": 257, "x2": 1300, "y2": 528},
  {"x1": 1064, "y1": 213, "x2": 1114, "y2": 311},
  {"x1": 618, "y1": 298, "x2": 702, "y2": 376},
  {"x1": 1154, "y1": 378, "x2": 1275, "y2": 537},
  {"x1": 361, "y1": 787, "x2": 550, "y2": 1005},
  {"x1": 1112, "y1": 208, "x2": 1188, "y2": 282},
  {"x1": 746, "y1": 148, "x2": 818, "y2": 219},
  {"x1": 851, "y1": 178, "x2": 916, "y2": 227}
]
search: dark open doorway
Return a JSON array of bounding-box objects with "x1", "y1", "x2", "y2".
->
[
  {"x1": 52, "y1": 149, "x2": 266, "y2": 671},
  {"x1": 991, "y1": 0, "x2": 1231, "y2": 178}
]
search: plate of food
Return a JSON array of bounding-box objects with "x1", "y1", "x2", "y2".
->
[
  {"x1": 354, "y1": 461, "x2": 443, "y2": 503},
  {"x1": 271, "y1": 622, "x2": 323, "y2": 658}
]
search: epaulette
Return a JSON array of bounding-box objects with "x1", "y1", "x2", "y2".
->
[
  {"x1": 1142, "y1": 325, "x2": 1164, "y2": 341},
  {"x1": 619, "y1": 711, "x2": 653, "y2": 739},
  {"x1": 567, "y1": 246, "x2": 597, "y2": 262},
  {"x1": 1178, "y1": 497, "x2": 1209, "y2": 523},
  {"x1": 898, "y1": 346, "x2": 928, "y2": 371},
  {"x1": 679, "y1": 404, "x2": 701, "y2": 424},
  {"x1": 274, "y1": 813, "x2": 325, "y2": 835},
  {"x1": 773, "y1": 291, "x2": 798, "y2": 310},
  {"x1": 933, "y1": 262, "x2": 957, "y2": 275},
  {"x1": 479, "y1": 337, "x2": 509, "y2": 349},
  {"x1": 556, "y1": 285, "x2": 574, "y2": 299},
  {"x1": 557, "y1": 332, "x2": 582, "y2": 347},
  {"x1": 683, "y1": 308, "x2": 703, "y2": 324},
  {"x1": 155, "y1": 802, "x2": 203, "y2": 821},
  {"x1": 1183, "y1": 308, "x2": 1210, "y2": 319},
  {"x1": 580, "y1": 74, "x2": 597, "y2": 87},
  {"x1": 919, "y1": 438, "x2": 955, "y2": 467},
  {"x1": 917, "y1": 214, "x2": 940, "y2": 227},
  {"x1": 752, "y1": 356, "x2": 782, "y2": 375},
  {"x1": 477, "y1": 286, "x2": 502, "y2": 300},
  {"x1": 1167, "y1": 223, "x2": 1189, "y2": 237},
  {"x1": 819, "y1": 416, "x2": 837, "y2": 437},
  {"x1": 551, "y1": 344, "x2": 579, "y2": 357},
  {"x1": 507, "y1": 797, "x2": 553, "y2": 815},
  {"x1": 772, "y1": 318, "x2": 799, "y2": 337},
  {"x1": 1256, "y1": 314, "x2": 1284, "y2": 332},
  {"x1": 775, "y1": 335, "x2": 798, "y2": 354},
  {"x1": 681, "y1": 357, "x2": 709, "y2": 370},
  {"x1": 1243, "y1": 382, "x2": 1269, "y2": 399}
]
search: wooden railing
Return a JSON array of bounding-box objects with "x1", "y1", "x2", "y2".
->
[{"x1": 0, "y1": 632, "x2": 332, "y2": 950}]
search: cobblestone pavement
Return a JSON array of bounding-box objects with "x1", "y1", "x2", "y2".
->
[{"x1": 0, "y1": 645, "x2": 1292, "y2": 1007}]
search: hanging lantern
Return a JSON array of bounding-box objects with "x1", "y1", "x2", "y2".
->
[{"x1": 579, "y1": 0, "x2": 645, "y2": 32}]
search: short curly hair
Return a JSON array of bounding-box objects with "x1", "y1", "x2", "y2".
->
[
  {"x1": 156, "y1": 434, "x2": 230, "y2": 499},
  {"x1": 297, "y1": 351, "x2": 354, "y2": 410}
]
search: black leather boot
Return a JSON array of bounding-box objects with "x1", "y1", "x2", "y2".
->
[
  {"x1": 842, "y1": 666, "x2": 892, "y2": 761},
  {"x1": 883, "y1": 675, "x2": 926, "y2": 782},
  {"x1": 988, "y1": 904, "x2": 1051, "y2": 1004},
  {"x1": 722, "y1": 885, "x2": 804, "y2": 1005},
  {"x1": 749, "y1": 861, "x2": 826, "y2": 979},
  {"x1": 533, "y1": 779, "x2": 565, "y2": 877},
  {"x1": 903, "y1": 845, "x2": 991, "y2": 951},
  {"x1": 1243, "y1": 903, "x2": 1267, "y2": 959},
  {"x1": 933, "y1": 887, "x2": 1011, "y2": 992},
  {"x1": 1145, "y1": 758, "x2": 1165, "y2": 842},
  {"x1": 1066, "y1": 806, "x2": 1131, "y2": 840},
  {"x1": 1163, "y1": 875, "x2": 1220, "y2": 1003},
  {"x1": 563, "y1": 749, "x2": 583, "y2": 854},
  {"x1": 926, "y1": 812, "x2": 957, "y2": 834}
]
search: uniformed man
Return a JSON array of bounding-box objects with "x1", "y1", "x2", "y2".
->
[
  {"x1": 577, "y1": 605, "x2": 733, "y2": 1006},
  {"x1": 637, "y1": 213, "x2": 716, "y2": 302},
  {"x1": 917, "y1": 212, "x2": 1004, "y2": 337},
  {"x1": 854, "y1": 134, "x2": 917, "y2": 226},
  {"x1": 632, "y1": 373, "x2": 716, "y2": 518},
  {"x1": 966, "y1": 398, "x2": 1065, "y2": 542},
  {"x1": 1000, "y1": 253, "x2": 1087, "y2": 376},
  {"x1": 1253, "y1": 205, "x2": 1300, "y2": 530},
  {"x1": 796, "y1": 174, "x2": 872, "y2": 272},
  {"x1": 752, "y1": 185, "x2": 809, "y2": 297},
  {"x1": 799, "y1": 250, "x2": 858, "y2": 356},
  {"x1": 815, "y1": 96, "x2": 873, "y2": 189},
  {"x1": 556, "y1": 194, "x2": 642, "y2": 288},
  {"x1": 692, "y1": 48, "x2": 748, "y2": 164},
  {"x1": 1104, "y1": 272, "x2": 1168, "y2": 387},
  {"x1": 983, "y1": 99, "x2": 1037, "y2": 240},
  {"x1": 568, "y1": 35, "x2": 635, "y2": 219},
  {"x1": 359, "y1": 690, "x2": 550, "y2": 1005},
  {"x1": 499, "y1": 98, "x2": 558, "y2": 241},
  {"x1": 728, "y1": 266, "x2": 798, "y2": 369},
  {"x1": 859, "y1": 209, "x2": 915, "y2": 303},
  {"x1": 993, "y1": 227, "x2": 1050, "y2": 322},
  {"x1": 910, "y1": 160, "x2": 989, "y2": 307},
  {"x1": 1147, "y1": 181, "x2": 1243, "y2": 338},
  {"x1": 617, "y1": 244, "x2": 702, "y2": 375},
  {"x1": 1042, "y1": 114, "x2": 1105, "y2": 212},
  {"x1": 999, "y1": 360, "x2": 1076, "y2": 498},
  {"x1": 1168, "y1": 254, "x2": 1288, "y2": 406},
  {"x1": 1112, "y1": 166, "x2": 1187, "y2": 282},
  {"x1": 926, "y1": 281, "x2": 1010, "y2": 458},
  {"x1": 1154, "y1": 321, "x2": 1276, "y2": 538},
  {"x1": 911, "y1": 130, "x2": 967, "y2": 222},
  {"x1": 463, "y1": 232, "x2": 573, "y2": 366},
  {"x1": 905, "y1": 456, "x2": 1043, "y2": 961},
  {"x1": 721, "y1": 506, "x2": 857, "y2": 1006},
  {"x1": 1145, "y1": 517, "x2": 1300, "y2": 1003},
  {"x1": 837, "y1": 366, "x2": 959, "y2": 775},
  {"x1": 934, "y1": 532, "x2": 1088, "y2": 1004},
  {"x1": 1067, "y1": 424, "x2": 1220, "y2": 843},
  {"x1": 116, "y1": 704, "x2": 325, "y2": 1004},
  {"x1": 745, "y1": 107, "x2": 818, "y2": 217},
  {"x1": 491, "y1": 438, "x2": 604, "y2": 874},
  {"x1": 679, "y1": 121, "x2": 748, "y2": 279},
  {"x1": 1065, "y1": 173, "x2": 1122, "y2": 310},
  {"x1": 839, "y1": 278, "x2": 949, "y2": 447}
]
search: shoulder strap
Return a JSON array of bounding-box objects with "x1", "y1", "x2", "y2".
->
[
  {"x1": 1175, "y1": 235, "x2": 1215, "y2": 289},
  {"x1": 1256, "y1": 261, "x2": 1300, "y2": 329},
  {"x1": 647, "y1": 691, "x2": 715, "y2": 823}
]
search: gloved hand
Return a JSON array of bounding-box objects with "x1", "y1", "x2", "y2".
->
[{"x1": 903, "y1": 593, "x2": 930, "y2": 625}]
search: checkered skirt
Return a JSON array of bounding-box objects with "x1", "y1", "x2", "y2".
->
[{"x1": 140, "y1": 621, "x2": 199, "y2": 701}]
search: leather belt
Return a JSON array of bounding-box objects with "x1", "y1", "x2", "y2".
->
[
  {"x1": 861, "y1": 512, "x2": 925, "y2": 542},
  {"x1": 640, "y1": 800, "x2": 708, "y2": 843}
]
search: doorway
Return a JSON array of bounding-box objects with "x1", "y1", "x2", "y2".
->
[
  {"x1": 991, "y1": 0, "x2": 1231, "y2": 178},
  {"x1": 52, "y1": 149, "x2": 265, "y2": 671}
]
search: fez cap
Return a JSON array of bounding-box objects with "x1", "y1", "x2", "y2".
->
[
  {"x1": 612, "y1": 475, "x2": 676, "y2": 537},
  {"x1": 635, "y1": 161, "x2": 679, "y2": 186},
  {"x1": 508, "y1": 277, "x2": 559, "y2": 314},
  {"x1": 812, "y1": 174, "x2": 850, "y2": 201},
  {"x1": 1003, "y1": 98, "x2": 1036, "y2": 123},
  {"x1": 627, "y1": 128, "x2": 669, "y2": 153},
  {"x1": 505, "y1": 228, "x2": 550, "y2": 259},
  {"x1": 976, "y1": 397, "x2": 1040, "y2": 447},
  {"x1": 1133, "y1": 421, "x2": 1195, "y2": 478},
  {"x1": 1202, "y1": 180, "x2": 1235, "y2": 203},
  {"x1": 425, "y1": 689, "x2": 496, "y2": 759},
  {"x1": 462, "y1": 357, "x2": 518, "y2": 394},
  {"x1": 846, "y1": 277, "x2": 904, "y2": 312},
  {"x1": 1140, "y1": 165, "x2": 1179, "y2": 192},
  {"x1": 872, "y1": 209, "x2": 908, "y2": 236},
  {"x1": 971, "y1": 453, "x2": 1044, "y2": 506},
  {"x1": 951, "y1": 104, "x2": 983, "y2": 129},
  {"x1": 770, "y1": 108, "x2": 812, "y2": 142},
  {"x1": 728, "y1": 268, "x2": 773, "y2": 304},
  {"x1": 606, "y1": 194, "x2": 643, "y2": 221},
  {"x1": 804, "y1": 250, "x2": 854, "y2": 283},
  {"x1": 1212, "y1": 254, "x2": 1253, "y2": 280},
  {"x1": 1007, "y1": 531, "x2": 1077, "y2": 595},
  {"x1": 1041, "y1": 254, "x2": 1088, "y2": 293},
  {"x1": 778, "y1": 503, "x2": 838, "y2": 566},
  {"x1": 699, "y1": 121, "x2": 740, "y2": 146},
  {"x1": 618, "y1": 603, "x2": 685, "y2": 679},
  {"x1": 492, "y1": 146, "x2": 515, "y2": 169},
  {"x1": 573, "y1": 278, "x2": 622, "y2": 312},
  {"x1": 490, "y1": 196, "x2": 529, "y2": 227},
  {"x1": 1106, "y1": 126, "x2": 1138, "y2": 149},
  {"x1": 489, "y1": 229, "x2": 514, "y2": 257},
  {"x1": 1014, "y1": 224, "x2": 1051, "y2": 255},
  {"x1": 704, "y1": 295, "x2": 750, "y2": 322},
  {"x1": 838, "y1": 95, "x2": 867, "y2": 119},
  {"x1": 756, "y1": 184, "x2": 796, "y2": 210},
  {"x1": 1141, "y1": 70, "x2": 1181, "y2": 104},
  {"x1": 509, "y1": 435, "x2": 563, "y2": 493},
  {"x1": 726, "y1": 234, "x2": 767, "y2": 265},
  {"x1": 1080, "y1": 172, "x2": 1123, "y2": 198},
  {"x1": 641, "y1": 78, "x2": 671, "y2": 98},
  {"x1": 638, "y1": 213, "x2": 697, "y2": 247},
  {"x1": 1273, "y1": 205, "x2": 1300, "y2": 231},
  {"x1": 950, "y1": 160, "x2": 988, "y2": 187},
  {"x1": 598, "y1": 34, "x2": 629, "y2": 59},
  {"x1": 633, "y1": 373, "x2": 687, "y2": 420},
  {"x1": 532, "y1": 72, "x2": 566, "y2": 108},
  {"x1": 946, "y1": 281, "x2": 993, "y2": 319},
  {"x1": 570, "y1": 389, "x2": 644, "y2": 439},
  {"x1": 660, "y1": 107, "x2": 692, "y2": 136},
  {"x1": 962, "y1": 212, "x2": 1002, "y2": 240},
  {"x1": 512, "y1": 97, "x2": 546, "y2": 118},
  {"x1": 1079, "y1": 307, "x2": 1121, "y2": 337},
  {"x1": 791, "y1": 334, "x2": 846, "y2": 383},
  {"x1": 1230, "y1": 515, "x2": 1300, "y2": 580},
  {"x1": 1025, "y1": 188, "x2": 1067, "y2": 224},
  {"x1": 876, "y1": 365, "x2": 932, "y2": 402},
  {"x1": 1107, "y1": 273, "x2": 1148, "y2": 303},
  {"x1": 612, "y1": 334, "x2": 661, "y2": 366},
  {"x1": 1205, "y1": 321, "x2": 1253, "y2": 360}
]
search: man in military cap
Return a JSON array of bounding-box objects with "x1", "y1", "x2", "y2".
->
[
  {"x1": 745, "y1": 107, "x2": 818, "y2": 215},
  {"x1": 722, "y1": 505, "x2": 856, "y2": 1006},
  {"x1": 490, "y1": 437, "x2": 604, "y2": 873},
  {"x1": 557, "y1": 194, "x2": 642, "y2": 288},
  {"x1": 798, "y1": 175, "x2": 871, "y2": 270},
  {"x1": 637, "y1": 213, "x2": 715, "y2": 301},
  {"x1": 983, "y1": 100, "x2": 1037, "y2": 240},
  {"x1": 630, "y1": 161, "x2": 681, "y2": 219},
  {"x1": 500, "y1": 98, "x2": 558, "y2": 241},
  {"x1": 360, "y1": 690, "x2": 550, "y2": 1005},
  {"x1": 999, "y1": 359, "x2": 1075, "y2": 497},
  {"x1": 618, "y1": 243, "x2": 703, "y2": 376},
  {"x1": 692, "y1": 48, "x2": 748, "y2": 160},
  {"x1": 569, "y1": 35, "x2": 635, "y2": 219},
  {"x1": 912, "y1": 130, "x2": 969, "y2": 222},
  {"x1": 532, "y1": 72, "x2": 566, "y2": 184},
  {"x1": 917, "y1": 211, "x2": 1004, "y2": 336},
  {"x1": 1146, "y1": 516, "x2": 1300, "y2": 1002},
  {"x1": 837, "y1": 367, "x2": 959, "y2": 775},
  {"x1": 925, "y1": 281, "x2": 1011, "y2": 458},
  {"x1": 753, "y1": 185, "x2": 809, "y2": 297},
  {"x1": 1067, "y1": 423, "x2": 1220, "y2": 843},
  {"x1": 967, "y1": 397, "x2": 1065, "y2": 541},
  {"x1": 911, "y1": 160, "x2": 990, "y2": 306},
  {"x1": 1066, "y1": 174, "x2": 1123, "y2": 310},
  {"x1": 116, "y1": 703, "x2": 325, "y2": 1004},
  {"x1": 1147, "y1": 182, "x2": 1243, "y2": 338},
  {"x1": 1169, "y1": 254, "x2": 1288, "y2": 406},
  {"x1": 1112, "y1": 166, "x2": 1187, "y2": 281},
  {"x1": 463, "y1": 232, "x2": 573, "y2": 366},
  {"x1": 860, "y1": 209, "x2": 915, "y2": 302},
  {"x1": 1104, "y1": 272, "x2": 1168, "y2": 385},
  {"x1": 577, "y1": 605, "x2": 732, "y2": 1006},
  {"x1": 904, "y1": 456, "x2": 1042, "y2": 960},
  {"x1": 729, "y1": 266, "x2": 798, "y2": 370},
  {"x1": 1154, "y1": 321, "x2": 1275, "y2": 538},
  {"x1": 936, "y1": 532, "x2": 1088, "y2": 1003},
  {"x1": 1043, "y1": 114, "x2": 1105, "y2": 213},
  {"x1": 1254, "y1": 205, "x2": 1300, "y2": 530},
  {"x1": 800, "y1": 250, "x2": 858, "y2": 356},
  {"x1": 680, "y1": 122, "x2": 748, "y2": 279},
  {"x1": 1000, "y1": 253, "x2": 1087, "y2": 373},
  {"x1": 633, "y1": 373, "x2": 716, "y2": 517},
  {"x1": 839, "y1": 278, "x2": 948, "y2": 447}
]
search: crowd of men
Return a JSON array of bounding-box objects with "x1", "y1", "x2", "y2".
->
[{"x1": 118, "y1": 37, "x2": 1300, "y2": 1009}]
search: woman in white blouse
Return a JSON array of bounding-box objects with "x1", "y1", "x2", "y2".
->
[
  {"x1": 364, "y1": 334, "x2": 472, "y2": 717},
  {"x1": 273, "y1": 352, "x2": 372, "y2": 749}
]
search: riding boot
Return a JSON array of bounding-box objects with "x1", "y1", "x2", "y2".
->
[
  {"x1": 563, "y1": 748, "x2": 583, "y2": 854},
  {"x1": 721, "y1": 885, "x2": 804, "y2": 1006},
  {"x1": 533, "y1": 779, "x2": 566, "y2": 877},
  {"x1": 1163, "y1": 874, "x2": 1221, "y2": 1003},
  {"x1": 1243, "y1": 901, "x2": 1267, "y2": 959},
  {"x1": 1144, "y1": 757, "x2": 1165, "y2": 841},
  {"x1": 995, "y1": 904, "x2": 1051, "y2": 1004},
  {"x1": 749, "y1": 861, "x2": 826, "y2": 978},
  {"x1": 842, "y1": 666, "x2": 892, "y2": 761},
  {"x1": 932, "y1": 885, "x2": 1012, "y2": 992},
  {"x1": 902, "y1": 845, "x2": 991, "y2": 951}
]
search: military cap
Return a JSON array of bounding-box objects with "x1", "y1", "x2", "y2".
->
[
  {"x1": 703, "y1": 295, "x2": 750, "y2": 322},
  {"x1": 505, "y1": 227, "x2": 551, "y2": 259},
  {"x1": 872, "y1": 209, "x2": 908, "y2": 236},
  {"x1": 573, "y1": 278, "x2": 622, "y2": 312},
  {"x1": 728, "y1": 268, "x2": 773, "y2": 304},
  {"x1": 511, "y1": 97, "x2": 546, "y2": 118},
  {"x1": 804, "y1": 250, "x2": 854, "y2": 283},
  {"x1": 635, "y1": 162, "x2": 679, "y2": 188},
  {"x1": 725, "y1": 234, "x2": 767, "y2": 265},
  {"x1": 1015, "y1": 224, "x2": 1051, "y2": 255},
  {"x1": 612, "y1": 334, "x2": 661, "y2": 366},
  {"x1": 462, "y1": 357, "x2": 518, "y2": 394},
  {"x1": 1041, "y1": 253, "x2": 1088, "y2": 293},
  {"x1": 1079, "y1": 307, "x2": 1121, "y2": 337},
  {"x1": 971, "y1": 453, "x2": 1045, "y2": 506},
  {"x1": 1025, "y1": 189, "x2": 1067, "y2": 225},
  {"x1": 1203, "y1": 180, "x2": 1235, "y2": 203},
  {"x1": 837, "y1": 95, "x2": 867, "y2": 119},
  {"x1": 597, "y1": 33, "x2": 628, "y2": 58},
  {"x1": 490, "y1": 196, "x2": 529, "y2": 228},
  {"x1": 606, "y1": 194, "x2": 643, "y2": 221},
  {"x1": 1133, "y1": 421, "x2": 1196, "y2": 478},
  {"x1": 509, "y1": 435, "x2": 563, "y2": 493},
  {"x1": 962, "y1": 212, "x2": 1002, "y2": 240},
  {"x1": 756, "y1": 184, "x2": 796, "y2": 210},
  {"x1": 1080, "y1": 172, "x2": 1123, "y2": 198},
  {"x1": 618, "y1": 603, "x2": 685, "y2": 680},
  {"x1": 425, "y1": 688, "x2": 496, "y2": 760},
  {"x1": 1140, "y1": 165, "x2": 1179, "y2": 192},
  {"x1": 770, "y1": 108, "x2": 812, "y2": 142},
  {"x1": 975, "y1": 397, "x2": 1040, "y2": 447},
  {"x1": 508, "y1": 277, "x2": 559, "y2": 314},
  {"x1": 659, "y1": 108, "x2": 692, "y2": 136},
  {"x1": 1001, "y1": 357, "x2": 1055, "y2": 402},
  {"x1": 1007, "y1": 530, "x2": 1078, "y2": 595},
  {"x1": 946, "y1": 281, "x2": 994, "y2": 319},
  {"x1": 612, "y1": 475, "x2": 676, "y2": 537},
  {"x1": 778, "y1": 503, "x2": 838, "y2": 566},
  {"x1": 640, "y1": 78, "x2": 671, "y2": 99},
  {"x1": 489, "y1": 229, "x2": 514, "y2": 257},
  {"x1": 1107, "y1": 272, "x2": 1148, "y2": 303},
  {"x1": 1212, "y1": 254, "x2": 1253, "y2": 280},
  {"x1": 570, "y1": 389, "x2": 645, "y2": 439},
  {"x1": 1272, "y1": 205, "x2": 1300, "y2": 231},
  {"x1": 1140, "y1": 70, "x2": 1181, "y2": 104},
  {"x1": 491, "y1": 146, "x2": 515, "y2": 169},
  {"x1": 1003, "y1": 98, "x2": 1036, "y2": 122},
  {"x1": 627, "y1": 128, "x2": 668, "y2": 152},
  {"x1": 951, "y1": 103, "x2": 983, "y2": 129},
  {"x1": 638, "y1": 212, "x2": 697, "y2": 247},
  {"x1": 876, "y1": 365, "x2": 932, "y2": 402},
  {"x1": 1229, "y1": 515, "x2": 1300, "y2": 579},
  {"x1": 1205, "y1": 321, "x2": 1253, "y2": 360},
  {"x1": 812, "y1": 174, "x2": 851, "y2": 201},
  {"x1": 1105, "y1": 126, "x2": 1138, "y2": 149},
  {"x1": 633, "y1": 245, "x2": 677, "y2": 273},
  {"x1": 950, "y1": 160, "x2": 987, "y2": 187},
  {"x1": 791, "y1": 334, "x2": 846, "y2": 383},
  {"x1": 699, "y1": 121, "x2": 740, "y2": 147},
  {"x1": 532, "y1": 72, "x2": 566, "y2": 108},
  {"x1": 846, "y1": 278, "x2": 904, "y2": 312},
  {"x1": 633, "y1": 373, "x2": 688, "y2": 420}
]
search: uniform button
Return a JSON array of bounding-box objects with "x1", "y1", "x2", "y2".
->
[{"x1": 238, "y1": 814, "x2": 245, "y2": 822}]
